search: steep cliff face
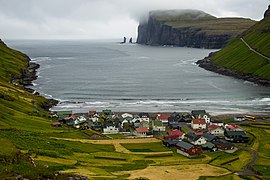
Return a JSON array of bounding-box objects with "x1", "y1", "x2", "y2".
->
[
  {"x1": 137, "y1": 10, "x2": 256, "y2": 49},
  {"x1": 264, "y1": 5, "x2": 270, "y2": 18}
]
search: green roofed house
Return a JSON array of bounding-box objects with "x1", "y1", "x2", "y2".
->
[
  {"x1": 152, "y1": 120, "x2": 166, "y2": 132},
  {"x1": 224, "y1": 130, "x2": 249, "y2": 143}
]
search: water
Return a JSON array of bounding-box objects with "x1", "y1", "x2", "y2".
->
[{"x1": 6, "y1": 39, "x2": 270, "y2": 115}]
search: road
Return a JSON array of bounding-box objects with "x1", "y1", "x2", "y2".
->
[{"x1": 241, "y1": 38, "x2": 270, "y2": 63}]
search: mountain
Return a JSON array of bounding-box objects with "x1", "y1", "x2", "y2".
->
[
  {"x1": 197, "y1": 5, "x2": 270, "y2": 86},
  {"x1": 137, "y1": 9, "x2": 256, "y2": 49}
]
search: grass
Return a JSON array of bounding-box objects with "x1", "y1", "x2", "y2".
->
[
  {"x1": 210, "y1": 16, "x2": 270, "y2": 80},
  {"x1": 121, "y1": 142, "x2": 170, "y2": 152}
]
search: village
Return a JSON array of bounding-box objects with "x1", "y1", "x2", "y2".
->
[{"x1": 51, "y1": 109, "x2": 251, "y2": 157}]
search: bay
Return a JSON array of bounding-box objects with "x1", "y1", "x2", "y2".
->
[{"x1": 6, "y1": 39, "x2": 270, "y2": 114}]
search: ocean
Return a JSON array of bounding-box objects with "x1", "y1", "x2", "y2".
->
[{"x1": 6, "y1": 39, "x2": 270, "y2": 115}]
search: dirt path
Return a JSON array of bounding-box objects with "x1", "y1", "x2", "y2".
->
[
  {"x1": 241, "y1": 38, "x2": 270, "y2": 63},
  {"x1": 237, "y1": 146, "x2": 261, "y2": 177},
  {"x1": 53, "y1": 137, "x2": 173, "y2": 155}
]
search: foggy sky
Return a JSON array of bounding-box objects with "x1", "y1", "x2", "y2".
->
[{"x1": 0, "y1": 0, "x2": 269, "y2": 40}]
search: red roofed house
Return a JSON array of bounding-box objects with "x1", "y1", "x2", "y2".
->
[
  {"x1": 191, "y1": 118, "x2": 206, "y2": 130},
  {"x1": 225, "y1": 124, "x2": 243, "y2": 131},
  {"x1": 208, "y1": 124, "x2": 224, "y2": 137},
  {"x1": 164, "y1": 129, "x2": 185, "y2": 140},
  {"x1": 157, "y1": 113, "x2": 171, "y2": 125},
  {"x1": 134, "y1": 127, "x2": 149, "y2": 137}
]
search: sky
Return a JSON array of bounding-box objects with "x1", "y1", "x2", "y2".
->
[{"x1": 0, "y1": 0, "x2": 269, "y2": 40}]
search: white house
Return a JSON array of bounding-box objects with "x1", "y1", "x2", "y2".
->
[
  {"x1": 133, "y1": 127, "x2": 149, "y2": 137},
  {"x1": 121, "y1": 113, "x2": 133, "y2": 119},
  {"x1": 208, "y1": 124, "x2": 224, "y2": 137},
  {"x1": 210, "y1": 120, "x2": 224, "y2": 127},
  {"x1": 191, "y1": 119, "x2": 206, "y2": 130},
  {"x1": 103, "y1": 125, "x2": 119, "y2": 134},
  {"x1": 185, "y1": 133, "x2": 207, "y2": 145}
]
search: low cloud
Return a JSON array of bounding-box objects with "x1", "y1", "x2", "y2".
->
[{"x1": 0, "y1": 0, "x2": 269, "y2": 39}]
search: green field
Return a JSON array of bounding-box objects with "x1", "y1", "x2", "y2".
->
[{"x1": 121, "y1": 142, "x2": 170, "y2": 152}]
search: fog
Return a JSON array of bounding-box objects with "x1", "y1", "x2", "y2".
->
[{"x1": 0, "y1": 0, "x2": 269, "y2": 39}]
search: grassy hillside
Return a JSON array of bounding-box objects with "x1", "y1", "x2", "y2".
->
[
  {"x1": 151, "y1": 10, "x2": 256, "y2": 37},
  {"x1": 210, "y1": 14, "x2": 270, "y2": 80}
]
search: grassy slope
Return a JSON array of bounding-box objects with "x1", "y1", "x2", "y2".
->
[
  {"x1": 210, "y1": 16, "x2": 270, "y2": 80},
  {"x1": 151, "y1": 10, "x2": 255, "y2": 37}
]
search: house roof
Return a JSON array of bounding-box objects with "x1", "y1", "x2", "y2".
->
[
  {"x1": 157, "y1": 113, "x2": 171, "y2": 120},
  {"x1": 139, "y1": 112, "x2": 149, "y2": 118},
  {"x1": 185, "y1": 133, "x2": 201, "y2": 141},
  {"x1": 213, "y1": 139, "x2": 233, "y2": 147},
  {"x1": 153, "y1": 120, "x2": 163, "y2": 126},
  {"x1": 176, "y1": 141, "x2": 193, "y2": 150},
  {"x1": 201, "y1": 142, "x2": 215, "y2": 149},
  {"x1": 208, "y1": 124, "x2": 222, "y2": 131},
  {"x1": 192, "y1": 118, "x2": 206, "y2": 124},
  {"x1": 163, "y1": 139, "x2": 179, "y2": 145},
  {"x1": 167, "y1": 129, "x2": 184, "y2": 136},
  {"x1": 225, "y1": 130, "x2": 248, "y2": 137},
  {"x1": 202, "y1": 133, "x2": 217, "y2": 141},
  {"x1": 191, "y1": 110, "x2": 206, "y2": 116},
  {"x1": 136, "y1": 127, "x2": 149, "y2": 133}
]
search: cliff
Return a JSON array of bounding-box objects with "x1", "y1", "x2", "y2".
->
[
  {"x1": 197, "y1": 5, "x2": 270, "y2": 86},
  {"x1": 137, "y1": 10, "x2": 256, "y2": 49}
]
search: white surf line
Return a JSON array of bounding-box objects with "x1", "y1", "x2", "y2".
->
[{"x1": 240, "y1": 38, "x2": 270, "y2": 63}]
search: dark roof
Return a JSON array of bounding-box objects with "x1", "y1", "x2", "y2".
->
[
  {"x1": 225, "y1": 130, "x2": 248, "y2": 137},
  {"x1": 201, "y1": 142, "x2": 215, "y2": 149},
  {"x1": 202, "y1": 133, "x2": 217, "y2": 141},
  {"x1": 176, "y1": 141, "x2": 193, "y2": 150},
  {"x1": 163, "y1": 139, "x2": 179, "y2": 146},
  {"x1": 213, "y1": 139, "x2": 233, "y2": 147},
  {"x1": 191, "y1": 110, "x2": 206, "y2": 116},
  {"x1": 185, "y1": 133, "x2": 201, "y2": 141},
  {"x1": 139, "y1": 112, "x2": 149, "y2": 118}
]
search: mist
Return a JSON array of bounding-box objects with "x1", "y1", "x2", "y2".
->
[{"x1": 0, "y1": 0, "x2": 269, "y2": 39}]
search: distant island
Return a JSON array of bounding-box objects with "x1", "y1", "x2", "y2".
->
[{"x1": 137, "y1": 9, "x2": 256, "y2": 49}]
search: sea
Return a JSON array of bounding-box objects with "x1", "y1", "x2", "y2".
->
[{"x1": 6, "y1": 39, "x2": 270, "y2": 115}]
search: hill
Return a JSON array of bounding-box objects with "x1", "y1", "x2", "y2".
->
[
  {"x1": 136, "y1": 9, "x2": 256, "y2": 49},
  {"x1": 197, "y1": 5, "x2": 270, "y2": 85}
]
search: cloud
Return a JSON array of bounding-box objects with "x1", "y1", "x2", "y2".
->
[{"x1": 0, "y1": 0, "x2": 269, "y2": 39}]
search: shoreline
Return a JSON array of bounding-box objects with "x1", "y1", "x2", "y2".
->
[{"x1": 196, "y1": 52, "x2": 270, "y2": 87}]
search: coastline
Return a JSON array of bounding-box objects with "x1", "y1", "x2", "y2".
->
[{"x1": 196, "y1": 52, "x2": 270, "y2": 87}]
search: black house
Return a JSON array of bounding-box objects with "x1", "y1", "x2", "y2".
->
[{"x1": 224, "y1": 130, "x2": 249, "y2": 143}]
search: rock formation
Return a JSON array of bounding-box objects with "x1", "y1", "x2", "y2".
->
[{"x1": 264, "y1": 5, "x2": 270, "y2": 18}]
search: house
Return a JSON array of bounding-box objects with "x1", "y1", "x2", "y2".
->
[
  {"x1": 224, "y1": 130, "x2": 249, "y2": 143},
  {"x1": 102, "y1": 109, "x2": 113, "y2": 116},
  {"x1": 91, "y1": 122, "x2": 103, "y2": 131},
  {"x1": 163, "y1": 139, "x2": 179, "y2": 147},
  {"x1": 191, "y1": 110, "x2": 206, "y2": 118},
  {"x1": 139, "y1": 120, "x2": 149, "y2": 128},
  {"x1": 88, "y1": 110, "x2": 97, "y2": 117},
  {"x1": 191, "y1": 110, "x2": 210, "y2": 123},
  {"x1": 208, "y1": 124, "x2": 224, "y2": 137},
  {"x1": 168, "y1": 112, "x2": 183, "y2": 122},
  {"x1": 202, "y1": 133, "x2": 217, "y2": 142},
  {"x1": 210, "y1": 120, "x2": 224, "y2": 127},
  {"x1": 176, "y1": 141, "x2": 203, "y2": 157},
  {"x1": 156, "y1": 113, "x2": 171, "y2": 125},
  {"x1": 234, "y1": 116, "x2": 245, "y2": 121},
  {"x1": 74, "y1": 116, "x2": 87, "y2": 125},
  {"x1": 166, "y1": 129, "x2": 185, "y2": 139},
  {"x1": 201, "y1": 142, "x2": 217, "y2": 152},
  {"x1": 213, "y1": 139, "x2": 234, "y2": 151},
  {"x1": 134, "y1": 127, "x2": 149, "y2": 137},
  {"x1": 225, "y1": 124, "x2": 244, "y2": 131},
  {"x1": 103, "y1": 124, "x2": 119, "y2": 134},
  {"x1": 191, "y1": 118, "x2": 206, "y2": 130},
  {"x1": 121, "y1": 113, "x2": 133, "y2": 119},
  {"x1": 56, "y1": 110, "x2": 73, "y2": 120},
  {"x1": 138, "y1": 113, "x2": 150, "y2": 122},
  {"x1": 152, "y1": 120, "x2": 166, "y2": 132},
  {"x1": 185, "y1": 133, "x2": 207, "y2": 145}
]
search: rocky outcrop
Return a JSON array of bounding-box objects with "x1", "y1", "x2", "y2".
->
[
  {"x1": 264, "y1": 5, "x2": 270, "y2": 18},
  {"x1": 137, "y1": 10, "x2": 255, "y2": 49},
  {"x1": 196, "y1": 53, "x2": 270, "y2": 86}
]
